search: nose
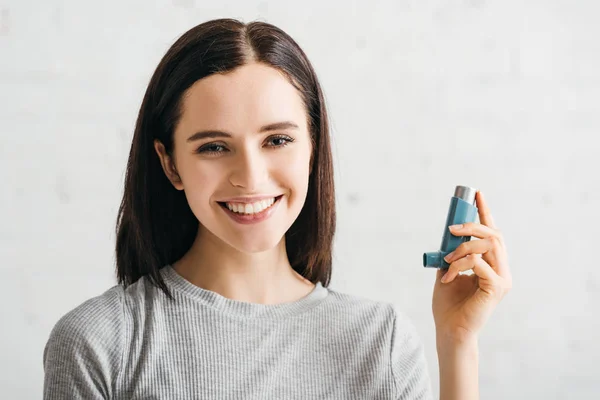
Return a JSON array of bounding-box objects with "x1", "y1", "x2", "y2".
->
[{"x1": 228, "y1": 145, "x2": 269, "y2": 191}]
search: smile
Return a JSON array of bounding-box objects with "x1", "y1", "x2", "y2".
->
[{"x1": 217, "y1": 195, "x2": 283, "y2": 225}]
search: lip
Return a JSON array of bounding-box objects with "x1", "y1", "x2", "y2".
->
[
  {"x1": 218, "y1": 195, "x2": 283, "y2": 225},
  {"x1": 220, "y1": 194, "x2": 282, "y2": 204}
]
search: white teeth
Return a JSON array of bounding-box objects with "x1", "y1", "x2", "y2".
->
[{"x1": 226, "y1": 197, "x2": 276, "y2": 215}]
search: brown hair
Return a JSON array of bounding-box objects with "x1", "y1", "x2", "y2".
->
[{"x1": 115, "y1": 18, "x2": 336, "y2": 299}]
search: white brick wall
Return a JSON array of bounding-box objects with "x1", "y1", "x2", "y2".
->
[{"x1": 1, "y1": 1, "x2": 598, "y2": 398}]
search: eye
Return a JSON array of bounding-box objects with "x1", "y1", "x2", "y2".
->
[
  {"x1": 266, "y1": 135, "x2": 294, "y2": 148},
  {"x1": 195, "y1": 135, "x2": 294, "y2": 156},
  {"x1": 196, "y1": 143, "x2": 227, "y2": 155}
]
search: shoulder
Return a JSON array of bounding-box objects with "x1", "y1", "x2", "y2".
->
[
  {"x1": 44, "y1": 285, "x2": 125, "y2": 365},
  {"x1": 323, "y1": 287, "x2": 425, "y2": 352},
  {"x1": 44, "y1": 274, "x2": 157, "y2": 354},
  {"x1": 321, "y1": 287, "x2": 412, "y2": 346},
  {"x1": 325, "y1": 286, "x2": 419, "y2": 325},
  {"x1": 384, "y1": 304, "x2": 432, "y2": 399},
  {"x1": 324, "y1": 286, "x2": 404, "y2": 329},
  {"x1": 43, "y1": 285, "x2": 127, "y2": 398},
  {"x1": 44, "y1": 274, "x2": 164, "y2": 360},
  {"x1": 324, "y1": 287, "x2": 432, "y2": 399}
]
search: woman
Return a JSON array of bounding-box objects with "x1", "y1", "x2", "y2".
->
[{"x1": 43, "y1": 18, "x2": 512, "y2": 399}]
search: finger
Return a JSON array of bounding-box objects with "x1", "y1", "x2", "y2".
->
[
  {"x1": 444, "y1": 236, "x2": 496, "y2": 264},
  {"x1": 445, "y1": 236, "x2": 508, "y2": 277},
  {"x1": 476, "y1": 191, "x2": 496, "y2": 229},
  {"x1": 448, "y1": 221, "x2": 501, "y2": 241},
  {"x1": 441, "y1": 254, "x2": 497, "y2": 284}
]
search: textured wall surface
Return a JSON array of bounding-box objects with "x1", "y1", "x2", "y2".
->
[{"x1": 1, "y1": 1, "x2": 599, "y2": 398}]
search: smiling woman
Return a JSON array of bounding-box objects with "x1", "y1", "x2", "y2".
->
[
  {"x1": 153, "y1": 61, "x2": 317, "y2": 264},
  {"x1": 42, "y1": 18, "x2": 435, "y2": 400},
  {"x1": 117, "y1": 25, "x2": 334, "y2": 294}
]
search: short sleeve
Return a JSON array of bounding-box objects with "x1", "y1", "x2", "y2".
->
[
  {"x1": 43, "y1": 286, "x2": 124, "y2": 400},
  {"x1": 389, "y1": 305, "x2": 434, "y2": 400}
]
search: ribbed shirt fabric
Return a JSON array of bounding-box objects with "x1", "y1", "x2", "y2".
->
[{"x1": 43, "y1": 265, "x2": 433, "y2": 399}]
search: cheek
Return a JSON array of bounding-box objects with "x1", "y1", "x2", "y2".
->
[
  {"x1": 177, "y1": 158, "x2": 219, "y2": 211},
  {"x1": 281, "y1": 145, "x2": 312, "y2": 197}
]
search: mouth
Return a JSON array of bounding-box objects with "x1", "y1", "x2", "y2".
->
[{"x1": 217, "y1": 195, "x2": 284, "y2": 216}]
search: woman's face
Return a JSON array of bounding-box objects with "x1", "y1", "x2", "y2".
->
[{"x1": 155, "y1": 62, "x2": 313, "y2": 254}]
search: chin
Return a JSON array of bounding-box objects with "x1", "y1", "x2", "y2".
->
[{"x1": 228, "y1": 234, "x2": 284, "y2": 254}]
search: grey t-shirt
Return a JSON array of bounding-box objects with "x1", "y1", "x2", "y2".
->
[{"x1": 43, "y1": 265, "x2": 433, "y2": 399}]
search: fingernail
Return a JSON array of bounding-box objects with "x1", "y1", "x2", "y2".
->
[
  {"x1": 441, "y1": 273, "x2": 449, "y2": 283},
  {"x1": 449, "y1": 224, "x2": 463, "y2": 230},
  {"x1": 444, "y1": 251, "x2": 454, "y2": 262}
]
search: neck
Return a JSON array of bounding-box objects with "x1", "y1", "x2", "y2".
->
[{"x1": 172, "y1": 226, "x2": 314, "y2": 305}]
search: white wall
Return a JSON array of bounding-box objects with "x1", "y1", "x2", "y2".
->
[{"x1": 1, "y1": 0, "x2": 598, "y2": 398}]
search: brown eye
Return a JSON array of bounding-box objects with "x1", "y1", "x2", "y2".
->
[
  {"x1": 196, "y1": 143, "x2": 227, "y2": 154},
  {"x1": 266, "y1": 135, "x2": 294, "y2": 147}
]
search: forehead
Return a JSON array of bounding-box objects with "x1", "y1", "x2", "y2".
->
[{"x1": 177, "y1": 63, "x2": 308, "y2": 133}]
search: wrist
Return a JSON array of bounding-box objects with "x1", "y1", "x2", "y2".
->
[
  {"x1": 436, "y1": 328, "x2": 478, "y2": 351},
  {"x1": 436, "y1": 334, "x2": 480, "y2": 400}
]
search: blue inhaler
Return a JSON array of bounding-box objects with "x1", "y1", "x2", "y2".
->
[{"x1": 423, "y1": 185, "x2": 479, "y2": 269}]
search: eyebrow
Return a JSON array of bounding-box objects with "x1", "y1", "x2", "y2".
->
[{"x1": 186, "y1": 121, "x2": 299, "y2": 142}]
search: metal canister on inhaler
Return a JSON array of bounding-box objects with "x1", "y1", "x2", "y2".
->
[{"x1": 423, "y1": 185, "x2": 479, "y2": 269}]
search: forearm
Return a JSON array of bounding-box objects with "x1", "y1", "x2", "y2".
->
[{"x1": 436, "y1": 332, "x2": 479, "y2": 400}]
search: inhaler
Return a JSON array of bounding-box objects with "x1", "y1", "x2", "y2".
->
[{"x1": 423, "y1": 185, "x2": 479, "y2": 269}]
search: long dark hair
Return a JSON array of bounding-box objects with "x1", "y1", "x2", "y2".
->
[{"x1": 115, "y1": 18, "x2": 335, "y2": 299}]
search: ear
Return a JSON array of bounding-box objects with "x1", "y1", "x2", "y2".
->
[{"x1": 154, "y1": 140, "x2": 184, "y2": 191}]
